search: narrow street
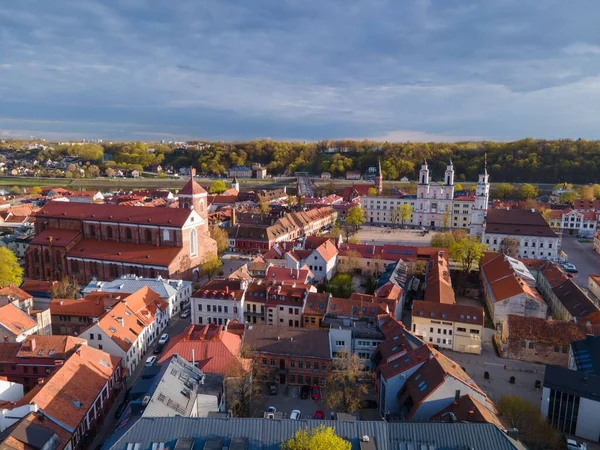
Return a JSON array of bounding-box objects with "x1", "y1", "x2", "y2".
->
[{"x1": 89, "y1": 313, "x2": 192, "y2": 450}]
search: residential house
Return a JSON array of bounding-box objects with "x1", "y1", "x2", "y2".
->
[
  {"x1": 190, "y1": 280, "x2": 247, "y2": 327},
  {"x1": 537, "y1": 261, "x2": 600, "y2": 322},
  {"x1": 50, "y1": 292, "x2": 122, "y2": 335},
  {"x1": 83, "y1": 275, "x2": 193, "y2": 317},
  {"x1": 265, "y1": 266, "x2": 313, "y2": 284},
  {"x1": 286, "y1": 240, "x2": 338, "y2": 282},
  {"x1": 0, "y1": 411, "x2": 73, "y2": 450},
  {"x1": 227, "y1": 166, "x2": 252, "y2": 178},
  {"x1": 480, "y1": 252, "x2": 547, "y2": 328},
  {"x1": 243, "y1": 325, "x2": 331, "y2": 387},
  {"x1": 411, "y1": 301, "x2": 484, "y2": 355},
  {"x1": 3, "y1": 345, "x2": 121, "y2": 449},
  {"x1": 482, "y1": 209, "x2": 560, "y2": 259},
  {"x1": 0, "y1": 303, "x2": 41, "y2": 343},
  {"x1": 158, "y1": 324, "x2": 250, "y2": 375},
  {"x1": 500, "y1": 315, "x2": 600, "y2": 366},
  {"x1": 547, "y1": 208, "x2": 597, "y2": 237},
  {"x1": 302, "y1": 292, "x2": 330, "y2": 329}
]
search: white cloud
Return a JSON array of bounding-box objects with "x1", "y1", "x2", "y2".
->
[{"x1": 563, "y1": 43, "x2": 600, "y2": 56}]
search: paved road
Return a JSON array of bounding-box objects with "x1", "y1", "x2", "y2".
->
[
  {"x1": 560, "y1": 235, "x2": 600, "y2": 293},
  {"x1": 357, "y1": 226, "x2": 432, "y2": 246}
]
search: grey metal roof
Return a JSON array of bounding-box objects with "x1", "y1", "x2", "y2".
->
[
  {"x1": 82, "y1": 276, "x2": 191, "y2": 298},
  {"x1": 544, "y1": 364, "x2": 600, "y2": 401},
  {"x1": 105, "y1": 417, "x2": 524, "y2": 450},
  {"x1": 571, "y1": 334, "x2": 600, "y2": 374}
]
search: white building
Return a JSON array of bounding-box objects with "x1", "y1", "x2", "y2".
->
[
  {"x1": 285, "y1": 240, "x2": 338, "y2": 282},
  {"x1": 190, "y1": 279, "x2": 247, "y2": 326},
  {"x1": 483, "y1": 209, "x2": 560, "y2": 259},
  {"x1": 83, "y1": 275, "x2": 193, "y2": 317},
  {"x1": 547, "y1": 209, "x2": 597, "y2": 238}
]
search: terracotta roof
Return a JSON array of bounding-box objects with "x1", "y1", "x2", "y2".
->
[
  {"x1": 314, "y1": 240, "x2": 338, "y2": 263},
  {"x1": 50, "y1": 296, "x2": 118, "y2": 317},
  {"x1": 121, "y1": 287, "x2": 168, "y2": 318},
  {"x1": 36, "y1": 201, "x2": 192, "y2": 227},
  {"x1": 0, "y1": 303, "x2": 38, "y2": 337},
  {"x1": 412, "y1": 301, "x2": 484, "y2": 326},
  {"x1": 590, "y1": 274, "x2": 600, "y2": 286},
  {"x1": 507, "y1": 315, "x2": 600, "y2": 345},
  {"x1": 0, "y1": 343, "x2": 21, "y2": 363},
  {"x1": 573, "y1": 199, "x2": 600, "y2": 211},
  {"x1": 179, "y1": 175, "x2": 208, "y2": 196},
  {"x1": 67, "y1": 239, "x2": 181, "y2": 267},
  {"x1": 0, "y1": 286, "x2": 32, "y2": 303},
  {"x1": 19, "y1": 281, "x2": 57, "y2": 295},
  {"x1": 29, "y1": 228, "x2": 81, "y2": 247},
  {"x1": 16, "y1": 345, "x2": 120, "y2": 430},
  {"x1": 433, "y1": 394, "x2": 504, "y2": 429},
  {"x1": 0, "y1": 411, "x2": 72, "y2": 450},
  {"x1": 453, "y1": 196, "x2": 475, "y2": 201},
  {"x1": 193, "y1": 279, "x2": 245, "y2": 301},
  {"x1": 305, "y1": 236, "x2": 336, "y2": 250},
  {"x1": 266, "y1": 266, "x2": 313, "y2": 283},
  {"x1": 552, "y1": 278, "x2": 599, "y2": 319},
  {"x1": 424, "y1": 252, "x2": 455, "y2": 304},
  {"x1": 480, "y1": 253, "x2": 543, "y2": 304},
  {"x1": 304, "y1": 292, "x2": 330, "y2": 315},
  {"x1": 243, "y1": 325, "x2": 331, "y2": 359},
  {"x1": 158, "y1": 324, "x2": 250, "y2": 374},
  {"x1": 378, "y1": 344, "x2": 431, "y2": 381},
  {"x1": 17, "y1": 335, "x2": 86, "y2": 359},
  {"x1": 538, "y1": 261, "x2": 568, "y2": 288},
  {"x1": 327, "y1": 296, "x2": 388, "y2": 318},
  {"x1": 485, "y1": 209, "x2": 557, "y2": 237},
  {"x1": 94, "y1": 301, "x2": 150, "y2": 351}
]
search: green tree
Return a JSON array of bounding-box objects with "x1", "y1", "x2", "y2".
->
[
  {"x1": 324, "y1": 352, "x2": 370, "y2": 413},
  {"x1": 520, "y1": 184, "x2": 539, "y2": 199},
  {"x1": 559, "y1": 191, "x2": 578, "y2": 204},
  {"x1": 0, "y1": 248, "x2": 23, "y2": 288},
  {"x1": 210, "y1": 226, "x2": 229, "y2": 254},
  {"x1": 499, "y1": 237, "x2": 519, "y2": 258},
  {"x1": 209, "y1": 180, "x2": 227, "y2": 194},
  {"x1": 258, "y1": 199, "x2": 270, "y2": 215},
  {"x1": 30, "y1": 186, "x2": 42, "y2": 195},
  {"x1": 450, "y1": 237, "x2": 487, "y2": 273},
  {"x1": 281, "y1": 426, "x2": 351, "y2": 450},
  {"x1": 367, "y1": 187, "x2": 378, "y2": 196},
  {"x1": 326, "y1": 222, "x2": 343, "y2": 239},
  {"x1": 442, "y1": 210, "x2": 451, "y2": 230},
  {"x1": 86, "y1": 165, "x2": 100, "y2": 178},
  {"x1": 8, "y1": 186, "x2": 21, "y2": 195},
  {"x1": 50, "y1": 276, "x2": 79, "y2": 299},
  {"x1": 430, "y1": 232, "x2": 455, "y2": 248},
  {"x1": 498, "y1": 396, "x2": 564, "y2": 450},
  {"x1": 495, "y1": 183, "x2": 514, "y2": 200},
  {"x1": 201, "y1": 255, "x2": 223, "y2": 281},
  {"x1": 342, "y1": 205, "x2": 365, "y2": 242}
]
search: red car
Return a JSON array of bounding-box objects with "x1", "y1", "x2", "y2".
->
[
  {"x1": 311, "y1": 385, "x2": 321, "y2": 401},
  {"x1": 313, "y1": 410, "x2": 324, "y2": 419}
]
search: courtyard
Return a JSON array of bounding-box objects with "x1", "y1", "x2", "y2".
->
[{"x1": 357, "y1": 226, "x2": 432, "y2": 246}]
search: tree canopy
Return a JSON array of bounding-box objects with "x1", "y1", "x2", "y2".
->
[
  {"x1": 325, "y1": 352, "x2": 370, "y2": 413},
  {"x1": 209, "y1": 226, "x2": 229, "y2": 254},
  {"x1": 209, "y1": 180, "x2": 227, "y2": 194},
  {"x1": 450, "y1": 236, "x2": 487, "y2": 273},
  {"x1": 281, "y1": 426, "x2": 351, "y2": 450},
  {"x1": 0, "y1": 248, "x2": 23, "y2": 288},
  {"x1": 201, "y1": 255, "x2": 223, "y2": 281}
]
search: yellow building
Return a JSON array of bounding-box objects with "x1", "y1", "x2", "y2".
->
[{"x1": 411, "y1": 300, "x2": 484, "y2": 355}]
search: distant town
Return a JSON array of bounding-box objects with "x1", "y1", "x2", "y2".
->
[{"x1": 0, "y1": 137, "x2": 599, "y2": 450}]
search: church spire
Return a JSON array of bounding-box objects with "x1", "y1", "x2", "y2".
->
[{"x1": 484, "y1": 153, "x2": 488, "y2": 175}]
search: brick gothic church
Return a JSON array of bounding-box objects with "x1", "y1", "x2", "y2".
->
[{"x1": 25, "y1": 170, "x2": 217, "y2": 283}]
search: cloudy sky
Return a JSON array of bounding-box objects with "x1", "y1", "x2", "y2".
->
[{"x1": 1, "y1": 0, "x2": 600, "y2": 141}]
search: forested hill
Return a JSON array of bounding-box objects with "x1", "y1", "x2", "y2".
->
[{"x1": 2, "y1": 138, "x2": 599, "y2": 183}]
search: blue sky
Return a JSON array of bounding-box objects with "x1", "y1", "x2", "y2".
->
[{"x1": 1, "y1": 0, "x2": 600, "y2": 142}]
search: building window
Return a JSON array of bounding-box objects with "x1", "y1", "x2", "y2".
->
[
  {"x1": 190, "y1": 229, "x2": 198, "y2": 256},
  {"x1": 528, "y1": 342, "x2": 535, "y2": 349},
  {"x1": 163, "y1": 229, "x2": 170, "y2": 241},
  {"x1": 145, "y1": 228, "x2": 152, "y2": 243},
  {"x1": 107, "y1": 226, "x2": 113, "y2": 239},
  {"x1": 270, "y1": 359, "x2": 275, "y2": 366},
  {"x1": 306, "y1": 362, "x2": 311, "y2": 369},
  {"x1": 126, "y1": 228, "x2": 133, "y2": 241}
]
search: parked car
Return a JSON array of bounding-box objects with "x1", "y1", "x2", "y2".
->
[
  {"x1": 154, "y1": 343, "x2": 164, "y2": 354},
  {"x1": 180, "y1": 310, "x2": 190, "y2": 319},
  {"x1": 158, "y1": 333, "x2": 169, "y2": 345},
  {"x1": 313, "y1": 410, "x2": 324, "y2": 419},
  {"x1": 566, "y1": 439, "x2": 587, "y2": 450},
  {"x1": 300, "y1": 385, "x2": 310, "y2": 399},
  {"x1": 269, "y1": 382, "x2": 278, "y2": 395},
  {"x1": 145, "y1": 356, "x2": 157, "y2": 366},
  {"x1": 311, "y1": 385, "x2": 321, "y2": 401},
  {"x1": 290, "y1": 409, "x2": 301, "y2": 420},
  {"x1": 563, "y1": 263, "x2": 578, "y2": 273}
]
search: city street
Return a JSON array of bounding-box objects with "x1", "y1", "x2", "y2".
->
[{"x1": 560, "y1": 235, "x2": 600, "y2": 293}]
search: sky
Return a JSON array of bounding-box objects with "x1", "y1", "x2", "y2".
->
[{"x1": 1, "y1": 0, "x2": 600, "y2": 142}]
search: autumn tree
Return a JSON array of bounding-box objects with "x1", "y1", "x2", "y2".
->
[
  {"x1": 520, "y1": 184, "x2": 539, "y2": 199},
  {"x1": 0, "y1": 248, "x2": 23, "y2": 288},
  {"x1": 339, "y1": 250, "x2": 361, "y2": 274},
  {"x1": 105, "y1": 167, "x2": 116, "y2": 177},
  {"x1": 430, "y1": 232, "x2": 455, "y2": 248},
  {"x1": 30, "y1": 186, "x2": 42, "y2": 195},
  {"x1": 450, "y1": 237, "x2": 487, "y2": 273},
  {"x1": 201, "y1": 255, "x2": 223, "y2": 281},
  {"x1": 86, "y1": 165, "x2": 100, "y2": 178},
  {"x1": 367, "y1": 187, "x2": 378, "y2": 197},
  {"x1": 399, "y1": 203, "x2": 413, "y2": 226},
  {"x1": 8, "y1": 186, "x2": 21, "y2": 196},
  {"x1": 442, "y1": 211, "x2": 451, "y2": 230},
  {"x1": 258, "y1": 199, "x2": 270, "y2": 215},
  {"x1": 281, "y1": 426, "x2": 351, "y2": 450},
  {"x1": 209, "y1": 226, "x2": 229, "y2": 254},
  {"x1": 209, "y1": 180, "x2": 227, "y2": 194},
  {"x1": 495, "y1": 183, "x2": 514, "y2": 200},
  {"x1": 559, "y1": 191, "x2": 578, "y2": 204},
  {"x1": 499, "y1": 237, "x2": 520, "y2": 258},
  {"x1": 50, "y1": 276, "x2": 79, "y2": 299},
  {"x1": 325, "y1": 352, "x2": 369, "y2": 413},
  {"x1": 342, "y1": 205, "x2": 365, "y2": 242},
  {"x1": 225, "y1": 358, "x2": 263, "y2": 418},
  {"x1": 498, "y1": 396, "x2": 564, "y2": 450},
  {"x1": 454, "y1": 183, "x2": 464, "y2": 191},
  {"x1": 578, "y1": 185, "x2": 595, "y2": 201}
]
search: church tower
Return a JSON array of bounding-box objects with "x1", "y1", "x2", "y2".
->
[
  {"x1": 375, "y1": 157, "x2": 383, "y2": 194},
  {"x1": 419, "y1": 160, "x2": 430, "y2": 185},
  {"x1": 470, "y1": 155, "x2": 490, "y2": 237},
  {"x1": 231, "y1": 176, "x2": 240, "y2": 192},
  {"x1": 445, "y1": 159, "x2": 455, "y2": 186},
  {"x1": 178, "y1": 167, "x2": 209, "y2": 232}
]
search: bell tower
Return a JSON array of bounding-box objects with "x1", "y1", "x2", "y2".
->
[
  {"x1": 470, "y1": 155, "x2": 490, "y2": 237},
  {"x1": 178, "y1": 167, "x2": 208, "y2": 231}
]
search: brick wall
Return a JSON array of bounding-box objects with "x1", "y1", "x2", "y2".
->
[{"x1": 505, "y1": 337, "x2": 570, "y2": 366}]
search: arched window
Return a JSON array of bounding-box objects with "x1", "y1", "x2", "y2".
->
[
  {"x1": 190, "y1": 228, "x2": 198, "y2": 256},
  {"x1": 126, "y1": 228, "x2": 132, "y2": 241},
  {"x1": 163, "y1": 229, "x2": 170, "y2": 241},
  {"x1": 107, "y1": 226, "x2": 113, "y2": 239},
  {"x1": 183, "y1": 202, "x2": 189, "y2": 210},
  {"x1": 199, "y1": 200, "x2": 203, "y2": 212},
  {"x1": 145, "y1": 229, "x2": 152, "y2": 243}
]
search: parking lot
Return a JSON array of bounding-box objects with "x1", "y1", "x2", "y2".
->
[
  {"x1": 560, "y1": 235, "x2": 600, "y2": 294},
  {"x1": 357, "y1": 226, "x2": 432, "y2": 246},
  {"x1": 253, "y1": 384, "x2": 329, "y2": 419}
]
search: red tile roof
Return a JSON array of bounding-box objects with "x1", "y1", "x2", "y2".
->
[
  {"x1": 0, "y1": 303, "x2": 38, "y2": 337},
  {"x1": 0, "y1": 285, "x2": 32, "y2": 303},
  {"x1": 266, "y1": 266, "x2": 313, "y2": 283},
  {"x1": 327, "y1": 296, "x2": 388, "y2": 318},
  {"x1": 573, "y1": 199, "x2": 600, "y2": 211},
  {"x1": 16, "y1": 345, "x2": 121, "y2": 430},
  {"x1": 158, "y1": 324, "x2": 250, "y2": 374},
  {"x1": 433, "y1": 394, "x2": 504, "y2": 428},
  {"x1": 0, "y1": 343, "x2": 21, "y2": 363},
  {"x1": 480, "y1": 253, "x2": 543, "y2": 304},
  {"x1": 304, "y1": 292, "x2": 330, "y2": 315},
  {"x1": 36, "y1": 201, "x2": 192, "y2": 227},
  {"x1": 19, "y1": 280, "x2": 57, "y2": 295},
  {"x1": 424, "y1": 252, "x2": 455, "y2": 304},
  {"x1": 412, "y1": 301, "x2": 484, "y2": 326},
  {"x1": 67, "y1": 239, "x2": 181, "y2": 267},
  {"x1": 17, "y1": 335, "x2": 86, "y2": 359},
  {"x1": 507, "y1": 315, "x2": 600, "y2": 345},
  {"x1": 30, "y1": 228, "x2": 81, "y2": 247},
  {"x1": 179, "y1": 174, "x2": 207, "y2": 195},
  {"x1": 315, "y1": 240, "x2": 338, "y2": 262},
  {"x1": 94, "y1": 302, "x2": 150, "y2": 351},
  {"x1": 50, "y1": 296, "x2": 118, "y2": 318}
]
